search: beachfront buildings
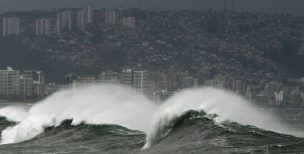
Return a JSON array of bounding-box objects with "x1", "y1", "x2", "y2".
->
[{"x1": 0, "y1": 67, "x2": 45, "y2": 98}]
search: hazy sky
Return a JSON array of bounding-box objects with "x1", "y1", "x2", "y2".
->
[{"x1": 0, "y1": 0, "x2": 303, "y2": 16}]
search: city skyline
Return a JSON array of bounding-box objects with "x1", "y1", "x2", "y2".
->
[{"x1": 0, "y1": 0, "x2": 304, "y2": 16}]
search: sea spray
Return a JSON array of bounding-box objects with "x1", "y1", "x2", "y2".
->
[
  {"x1": 0, "y1": 85, "x2": 302, "y2": 148},
  {"x1": 0, "y1": 84, "x2": 157, "y2": 144},
  {"x1": 0, "y1": 106, "x2": 30, "y2": 122},
  {"x1": 144, "y1": 87, "x2": 304, "y2": 149}
]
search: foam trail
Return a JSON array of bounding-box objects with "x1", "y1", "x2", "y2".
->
[
  {"x1": 144, "y1": 87, "x2": 304, "y2": 149},
  {"x1": 0, "y1": 84, "x2": 158, "y2": 144}
]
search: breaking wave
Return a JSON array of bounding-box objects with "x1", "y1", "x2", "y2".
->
[
  {"x1": 0, "y1": 85, "x2": 302, "y2": 150},
  {"x1": 0, "y1": 84, "x2": 157, "y2": 144},
  {"x1": 144, "y1": 88, "x2": 304, "y2": 148},
  {"x1": 142, "y1": 110, "x2": 304, "y2": 154}
]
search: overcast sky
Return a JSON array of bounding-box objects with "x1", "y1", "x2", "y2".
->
[{"x1": 0, "y1": 0, "x2": 303, "y2": 16}]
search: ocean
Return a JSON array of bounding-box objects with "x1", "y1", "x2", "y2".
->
[{"x1": 0, "y1": 85, "x2": 303, "y2": 154}]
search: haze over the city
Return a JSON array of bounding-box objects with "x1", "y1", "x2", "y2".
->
[{"x1": 0, "y1": 0, "x2": 303, "y2": 15}]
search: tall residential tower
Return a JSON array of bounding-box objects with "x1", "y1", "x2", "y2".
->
[
  {"x1": 2, "y1": 17, "x2": 20, "y2": 36},
  {"x1": 35, "y1": 18, "x2": 50, "y2": 35}
]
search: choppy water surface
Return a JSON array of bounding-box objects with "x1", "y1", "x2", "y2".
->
[{"x1": 0, "y1": 85, "x2": 303, "y2": 154}]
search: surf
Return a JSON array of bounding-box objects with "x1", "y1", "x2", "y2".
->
[
  {"x1": 0, "y1": 84, "x2": 302, "y2": 149},
  {"x1": 144, "y1": 87, "x2": 304, "y2": 148},
  {"x1": 0, "y1": 84, "x2": 157, "y2": 144}
]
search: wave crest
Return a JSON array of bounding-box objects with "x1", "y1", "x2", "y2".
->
[
  {"x1": 0, "y1": 85, "x2": 157, "y2": 144},
  {"x1": 0, "y1": 85, "x2": 302, "y2": 149},
  {"x1": 144, "y1": 88, "x2": 304, "y2": 149}
]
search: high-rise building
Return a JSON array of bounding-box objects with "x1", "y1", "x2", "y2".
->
[
  {"x1": 264, "y1": 81, "x2": 280, "y2": 96},
  {"x1": 76, "y1": 5, "x2": 93, "y2": 31},
  {"x1": 2, "y1": 17, "x2": 20, "y2": 37},
  {"x1": 32, "y1": 71, "x2": 45, "y2": 97},
  {"x1": 72, "y1": 77, "x2": 106, "y2": 89},
  {"x1": 105, "y1": 10, "x2": 117, "y2": 24},
  {"x1": 20, "y1": 70, "x2": 45, "y2": 97},
  {"x1": 152, "y1": 90, "x2": 174, "y2": 104},
  {"x1": 232, "y1": 79, "x2": 246, "y2": 94},
  {"x1": 56, "y1": 14, "x2": 61, "y2": 34},
  {"x1": 179, "y1": 72, "x2": 198, "y2": 89},
  {"x1": 44, "y1": 83, "x2": 57, "y2": 96},
  {"x1": 99, "y1": 71, "x2": 119, "y2": 83},
  {"x1": 2, "y1": 18, "x2": 8, "y2": 36},
  {"x1": 287, "y1": 90, "x2": 303, "y2": 107},
  {"x1": 73, "y1": 72, "x2": 118, "y2": 89},
  {"x1": 85, "y1": 5, "x2": 93, "y2": 24},
  {"x1": 121, "y1": 17, "x2": 135, "y2": 28},
  {"x1": 133, "y1": 70, "x2": 148, "y2": 94},
  {"x1": 19, "y1": 71, "x2": 34, "y2": 97},
  {"x1": 0, "y1": 67, "x2": 45, "y2": 98},
  {"x1": 274, "y1": 91, "x2": 284, "y2": 105},
  {"x1": 120, "y1": 69, "x2": 148, "y2": 94},
  {"x1": 56, "y1": 10, "x2": 73, "y2": 33},
  {"x1": 0, "y1": 67, "x2": 20, "y2": 96},
  {"x1": 205, "y1": 75, "x2": 225, "y2": 88},
  {"x1": 77, "y1": 10, "x2": 85, "y2": 31},
  {"x1": 246, "y1": 86, "x2": 253, "y2": 101},
  {"x1": 35, "y1": 18, "x2": 50, "y2": 35},
  {"x1": 120, "y1": 69, "x2": 133, "y2": 87}
]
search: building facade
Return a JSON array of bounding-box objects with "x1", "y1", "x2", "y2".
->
[
  {"x1": 0, "y1": 67, "x2": 20, "y2": 97},
  {"x1": 105, "y1": 10, "x2": 117, "y2": 24},
  {"x1": 120, "y1": 69, "x2": 148, "y2": 94},
  {"x1": 0, "y1": 67, "x2": 45, "y2": 98},
  {"x1": 2, "y1": 17, "x2": 20, "y2": 36},
  {"x1": 76, "y1": 5, "x2": 93, "y2": 31},
  {"x1": 76, "y1": 10, "x2": 85, "y2": 31},
  {"x1": 121, "y1": 17, "x2": 135, "y2": 28},
  {"x1": 35, "y1": 18, "x2": 50, "y2": 35},
  {"x1": 56, "y1": 10, "x2": 73, "y2": 33}
]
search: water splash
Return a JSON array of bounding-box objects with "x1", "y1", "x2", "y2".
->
[
  {"x1": 0, "y1": 84, "x2": 157, "y2": 144},
  {"x1": 0, "y1": 106, "x2": 29, "y2": 122},
  {"x1": 0, "y1": 85, "x2": 302, "y2": 148},
  {"x1": 143, "y1": 87, "x2": 304, "y2": 149}
]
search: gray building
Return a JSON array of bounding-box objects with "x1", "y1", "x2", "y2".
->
[
  {"x1": 35, "y1": 18, "x2": 50, "y2": 35},
  {"x1": 56, "y1": 10, "x2": 73, "y2": 33},
  {"x1": 120, "y1": 68, "x2": 148, "y2": 94},
  {"x1": 120, "y1": 68, "x2": 133, "y2": 87},
  {"x1": 105, "y1": 10, "x2": 117, "y2": 24},
  {"x1": 0, "y1": 67, "x2": 20, "y2": 96},
  {"x1": 2, "y1": 17, "x2": 20, "y2": 36},
  {"x1": 76, "y1": 5, "x2": 93, "y2": 31},
  {"x1": 133, "y1": 70, "x2": 148, "y2": 94},
  {"x1": 19, "y1": 72, "x2": 34, "y2": 97},
  {"x1": 0, "y1": 67, "x2": 45, "y2": 98},
  {"x1": 98, "y1": 71, "x2": 119, "y2": 83}
]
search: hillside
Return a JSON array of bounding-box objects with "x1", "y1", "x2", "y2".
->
[{"x1": 1, "y1": 10, "x2": 304, "y2": 83}]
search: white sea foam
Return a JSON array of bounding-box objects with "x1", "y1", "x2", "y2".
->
[
  {"x1": 0, "y1": 85, "x2": 302, "y2": 148},
  {"x1": 0, "y1": 84, "x2": 157, "y2": 144},
  {"x1": 0, "y1": 105, "x2": 30, "y2": 122},
  {"x1": 143, "y1": 87, "x2": 304, "y2": 149}
]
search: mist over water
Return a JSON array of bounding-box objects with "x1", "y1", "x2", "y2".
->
[{"x1": 0, "y1": 84, "x2": 302, "y2": 149}]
